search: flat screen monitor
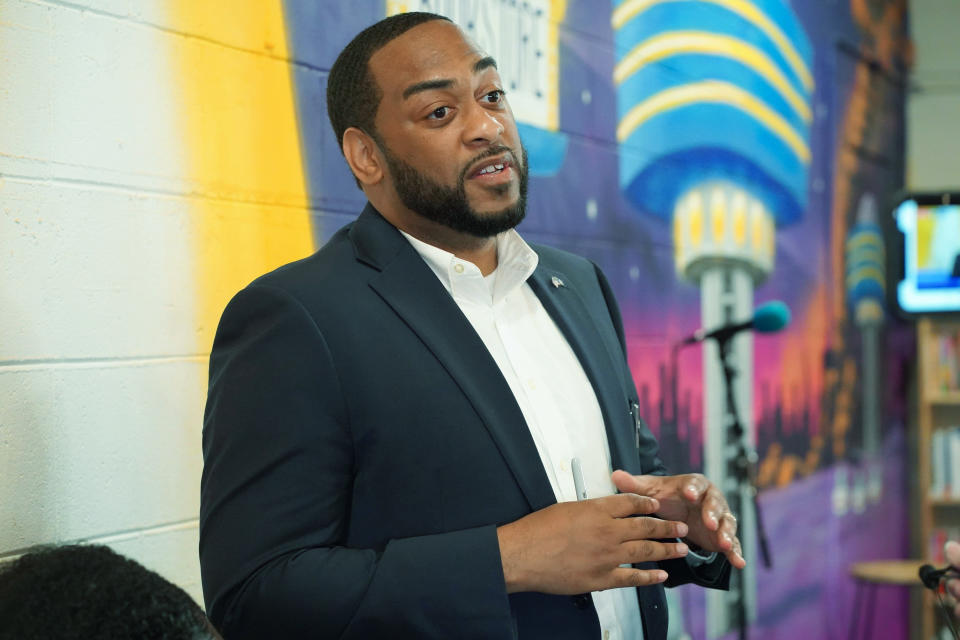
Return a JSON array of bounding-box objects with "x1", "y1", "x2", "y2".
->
[{"x1": 895, "y1": 193, "x2": 960, "y2": 315}]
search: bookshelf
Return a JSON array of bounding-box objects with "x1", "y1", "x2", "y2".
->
[{"x1": 916, "y1": 316, "x2": 960, "y2": 640}]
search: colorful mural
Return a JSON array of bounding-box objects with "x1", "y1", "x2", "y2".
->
[
  {"x1": 280, "y1": 0, "x2": 913, "y2": 637},
  {"x1": 0, "y1": 0, "x2": 914, "y2": 635}
]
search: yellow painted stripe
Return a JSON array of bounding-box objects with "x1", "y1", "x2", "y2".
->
[
  {"x1": 847, "y1": 250, "x2": 885, "y2": 268},
  {"x1": 614, "y1": 31, "x2": 810, "y2": 123},
  {"x1": 845, "y1": 233, "x2": 884, "y2": 253},
  {"x1": 612, "y1": 0, "x2": 813, "y2": 92},
  {"x1": 616, "y1": 80, "x2": 810, "y2": 164},
  {"x1": 545, "y1": 0, "x2": 568, "y2": 130},
  {"x1": 847, "y1": 234, "x2": 884, "y2": 262},
  {"x1": 168, "y1": 1, "x2": 315, "y2": 352},
  {"x1": 846, "y1": 265, "x2": 886, "y2": 287}
]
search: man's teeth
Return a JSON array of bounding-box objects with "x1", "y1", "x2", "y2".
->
[{"x1": 478, "y1": 163, "x2": 505, "y2": 175}]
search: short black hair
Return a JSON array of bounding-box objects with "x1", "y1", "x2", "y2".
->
[
  {"x1": 326, "y1": 12, "x2": 452, "y2": 185},
  {"x1": 0, "y1": 544, "x2": 217, "y2": 640}
]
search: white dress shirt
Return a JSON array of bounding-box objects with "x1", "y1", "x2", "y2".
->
[{"x1": 401, "y1": 229, "x2": 644, "y2": 640}]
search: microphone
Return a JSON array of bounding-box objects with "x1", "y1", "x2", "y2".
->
[
  {"x1": 680, "y1": 301, "x2": 791, "y2": 345},
  {"x1": 919, "y1": 563, "x2": 960, "y2": 590}
]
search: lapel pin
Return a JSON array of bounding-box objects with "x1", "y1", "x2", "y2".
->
[{"x1": 551, "y1": 276, "x2": 565, "y2": 289}]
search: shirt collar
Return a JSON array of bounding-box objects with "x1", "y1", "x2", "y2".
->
[{"x1": 400, "y1": 228, "x2": 539, "y2": 305}]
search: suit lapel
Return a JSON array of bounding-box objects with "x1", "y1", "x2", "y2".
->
[
  {"x1": 527, "y1": 265, "x2": 636, "y2": 474},
  {"x1": 351, "y1": 206, "x2": 556, "y2": 512}
]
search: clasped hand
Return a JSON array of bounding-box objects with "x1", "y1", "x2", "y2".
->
[
  {"x1": 497, "y1": 471, "x2": 745, "y2": 595},
  {"x1": 612, "y1": 470, "x2": 746, "y2": 571}
]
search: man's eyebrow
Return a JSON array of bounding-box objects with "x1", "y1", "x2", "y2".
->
[
  {"x1": 402, "y1": 79, "x2": 455, "y2": 100},
  {"x1": 400, "y1": 57, "x2": 499, "y2": 100},
  {"x1": 473, "y1": 56, "x2": 497, "y2": 73}
]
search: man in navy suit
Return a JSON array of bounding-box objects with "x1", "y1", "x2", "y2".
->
[{"x1": 199, "y1": 12, "x2": 744, "y2": 639}]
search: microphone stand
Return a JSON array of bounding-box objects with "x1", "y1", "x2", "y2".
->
[{"x1": 716, "y1": 334, "x2": 772, "y2": 640}]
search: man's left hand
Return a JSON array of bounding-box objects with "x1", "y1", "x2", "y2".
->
[{"x1": 612, "y1": 470, "x2": 747, "y2": 570}]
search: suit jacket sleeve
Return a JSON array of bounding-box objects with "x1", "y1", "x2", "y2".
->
[
  {"x1": 591, "y1": 263, "x2": 731, "y2": 592},
  {"x1": 199, "y1": 284, "x2": 515, "y2": 639}
]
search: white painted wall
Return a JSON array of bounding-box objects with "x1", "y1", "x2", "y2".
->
[
  {"x1": 0, "y1": 0, "x2": 252, "y2": 604},
  {"x1": 907, "y1": 0, "x2": 960, "y2": 190}
]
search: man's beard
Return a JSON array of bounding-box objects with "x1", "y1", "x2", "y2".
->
[{"x1": 379, "y1": 141, "x2": 529, "y2": 238}]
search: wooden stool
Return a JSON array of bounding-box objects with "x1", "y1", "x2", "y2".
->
[{"x1": 847, "y1": 559, "x2": 923, "y2": 640}]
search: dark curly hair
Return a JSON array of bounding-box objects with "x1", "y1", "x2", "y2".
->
[
  {"x1": 0, "y1": 544, "x2": 217, "y2": 640},
  {"x1": 326, "y1": 12, "x2": 452, "y2": 187}
]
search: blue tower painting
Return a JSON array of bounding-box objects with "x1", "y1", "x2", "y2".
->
[
  {"x1": 844, "y1": 192, "x2": 887, "y2": 512},
  {"x1": 613, "y1": 0, "x2": 813, "y2": 634}
]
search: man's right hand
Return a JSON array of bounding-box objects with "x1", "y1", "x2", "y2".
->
[{"x1": 496, "y1": 493, "x2": 690, "y2": 595}]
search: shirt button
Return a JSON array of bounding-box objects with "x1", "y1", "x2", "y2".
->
[
  {"x1": 453, "y1": 263, "x2": 464, "y2": 273},
  {"x1": 603, "y1": 631, "x2": 611, "y2": 640}
]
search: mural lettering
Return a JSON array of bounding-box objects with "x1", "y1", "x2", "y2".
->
[{"x1": 388, "y1": 0, "x2": 560, "y2": 130}]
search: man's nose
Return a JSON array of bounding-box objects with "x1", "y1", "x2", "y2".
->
[{"x1": 462, "y1": 104, "x2": 505, "y2": 145}]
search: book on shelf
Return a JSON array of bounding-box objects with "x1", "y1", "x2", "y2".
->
[
  {"x1": 929, "y1": 426, "x2": 960, "y2": 499},
  {"x1": 929, "y1": 526, "x2": 960, "y2": 564},
  {"x1": 932, "y1": 327, "x2": 960, "y2": 392}
]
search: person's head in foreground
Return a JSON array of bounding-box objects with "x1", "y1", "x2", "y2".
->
[{"x1": 0, "y1": 544, "x2": 220, "y2": 640}]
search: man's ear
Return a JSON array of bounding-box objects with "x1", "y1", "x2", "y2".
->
[{"x1": 342, "y1": 127, "x2": 383, "y2": 186}]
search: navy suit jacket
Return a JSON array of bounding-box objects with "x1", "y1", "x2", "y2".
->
[{"x1": 199, "y1": 204, "x2": 728, "y2": 639}]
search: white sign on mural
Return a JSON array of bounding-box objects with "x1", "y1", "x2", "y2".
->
[{"x1": 387, "y1": 0, "x2": 562, "y2": 131}]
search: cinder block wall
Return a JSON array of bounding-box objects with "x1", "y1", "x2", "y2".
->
[{"x1": 0, "y1": 0, "x2": 314, "y2": 603}]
